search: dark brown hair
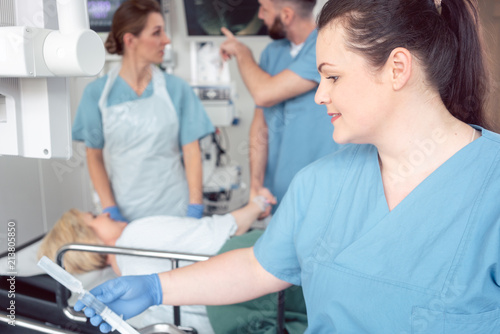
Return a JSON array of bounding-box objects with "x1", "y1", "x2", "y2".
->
[
  {"x1": 317, "y1": 0, "x2": 489, "y2": 128},
  {"x1": 105, "y1": 0, "x2": 162, "y2": 55},
  {"x1": 274, "y1": 0, "x2": 317, "y2": 18}
]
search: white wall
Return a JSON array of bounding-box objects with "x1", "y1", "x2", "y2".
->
[{"x1": 0, "y1": 143, "x2": 95, "y2": 250}]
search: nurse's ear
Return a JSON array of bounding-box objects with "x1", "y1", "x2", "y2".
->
[
  {"x1": 122, "y1": 32, "x2": 137, "y2": 51},
  {"x1": 385, "y1": 47, "x2": 412, "y2": 91}
]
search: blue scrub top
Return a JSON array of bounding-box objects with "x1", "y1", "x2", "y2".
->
[
  {"x1": 72, "y1": 70, "x2": 214, "y2": 149},
  {"x1": 254, "y1": 127, "x2": 500, "y2": 333},
  {"x1": 259, "y1": 30, "x2": 341, "y2": 209}
]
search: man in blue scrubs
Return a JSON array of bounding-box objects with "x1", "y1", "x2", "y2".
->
[{"x1": 220, "y1": 0, "x2": 340, "y2": 213}]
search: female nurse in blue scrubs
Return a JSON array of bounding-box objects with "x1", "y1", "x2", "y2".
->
[
  {"x1": 76, "y1": 1, "x2": 500, "y2": 333},
  {"x1": 72, "y1": 0, "x2": 214, "y2": 221}
]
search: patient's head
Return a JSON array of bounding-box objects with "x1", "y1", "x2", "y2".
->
[{"x1": 37, "y1": 209, "x2": 108, "y2": 274}]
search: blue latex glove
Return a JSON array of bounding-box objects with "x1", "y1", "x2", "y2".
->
[
  {"x1": 186, "y1": 203, "x2": 204, "y2": 218},
  {"x1": 102, "y1": 205, "x2": 128, "y2": 223},
  {"x1": 74, "y1": 274, "x2": 162, "y2": 333}
]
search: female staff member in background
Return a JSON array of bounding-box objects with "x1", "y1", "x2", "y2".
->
[
  {"x1": 77, "y1": 0, "x2": 500, "y2": 332},
  {"x1": 72, "y1": 0, "x2": 214, "y2": 221}
]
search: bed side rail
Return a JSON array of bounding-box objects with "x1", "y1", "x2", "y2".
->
[{"x1": 55, "y1": 243, "x2": 211, "y2": 329}]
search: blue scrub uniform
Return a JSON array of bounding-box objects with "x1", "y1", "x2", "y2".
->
[
  {"x1": 259, "y1": 30, "x2": 341, "y2": 208},
  {"x1": 254, "y1": 127, "x2": 500, "y2": 333},
  {"x1": 73, "y1": 70, "x2": 214, "y2": 219}
]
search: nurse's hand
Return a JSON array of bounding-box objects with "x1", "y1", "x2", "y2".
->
[
  {"x1": 74, "y1": 274, "x2": 162, "y2": 333},
  {"x1": 103, "y1": 205, "x2": 128, "y2": 223},
  {"x1": 187, "y1": 203, "x2": 204, "y2": 218}
]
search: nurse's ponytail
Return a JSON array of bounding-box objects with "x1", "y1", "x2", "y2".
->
[
  {"x1": 437, "y1": 0, "x2": 488, "y2": 128},
  {"x1": 105, "y1": 0, "x2": 162, "y2": 55},
  {"x1": 317, "y1": 0, "x2": 491, "y2": 129}
]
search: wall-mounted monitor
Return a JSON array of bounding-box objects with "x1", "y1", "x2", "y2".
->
[
  {"x1": 87, "y1": 0, "x2": 163, "y2": 33},
  {"x1": 183, "y1": 0, "x2": 267, "y2": 36},
  {"x1": 87, "y1": 0, "x2": 125, "y2": 32}
]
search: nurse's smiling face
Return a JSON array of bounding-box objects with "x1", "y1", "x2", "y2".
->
[{"x1": 315, "y1": 22, "x2": 392, "y2": 145}]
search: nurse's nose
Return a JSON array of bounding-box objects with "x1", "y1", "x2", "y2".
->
[
  {"x1": 315, "y1": 79, "x2": 331, "y2": 105},
  {"x1": 162, "y1": 32, "x2": 171, "y2": 45}
]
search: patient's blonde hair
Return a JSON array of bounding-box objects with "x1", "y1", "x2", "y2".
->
[{"x1": 37, "y1": 209, "x2": 108, "y2": 274}]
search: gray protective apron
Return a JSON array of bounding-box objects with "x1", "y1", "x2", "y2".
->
[{"x1": 99, "y1": 65, "x2": 188, "y2": 221}]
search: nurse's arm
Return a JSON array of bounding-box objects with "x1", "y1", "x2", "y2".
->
[
  {"x1": 182, "y1": 140, "x2": 203, "y2": 205},
  {"x1": 86, "y1": 147, "x2": 116, "y2": 208},
  {"x1": 160, "y1": 247, "x2": 291, "y2": 306}
]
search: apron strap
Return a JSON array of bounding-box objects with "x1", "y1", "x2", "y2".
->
[{"x1": 98, "y1": 65, "x2": 121, "y2": 116}]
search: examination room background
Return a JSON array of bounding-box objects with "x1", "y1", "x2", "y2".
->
[{"x1": 1, "y1": 0, "x2": 499, "y2": 251}]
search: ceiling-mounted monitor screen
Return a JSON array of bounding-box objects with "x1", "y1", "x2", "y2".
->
[
  {"x1": 88, "y1": 0, "x2": 162, "y2": 33},
  {"x1": 87, "y1": 0, "x2": 125, "y2": 32},
  {"x1": 183, "y1": 0, "x2": 268, "y2": 36}
]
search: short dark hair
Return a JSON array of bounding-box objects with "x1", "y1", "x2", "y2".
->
[
  {"x1": 276, "y1": 0, "x2": 317, "y2": 18},
  {"x1": 105, "y1": 0, "x2": 162, "y2": 55},
  {"x1": 317, "y1": 0, "x2": 489, "y2": 128}
]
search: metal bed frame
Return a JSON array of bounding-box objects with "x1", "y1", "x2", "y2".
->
[
  {"x1": 56, "y1": 243, "x2": 287, "y2": 334},
  {"x1": 0, "y1": 242, "x2": 286, "y2": 334},
  {"x1": 55, "y1": 243, "x2": 211, "y2": 333}
]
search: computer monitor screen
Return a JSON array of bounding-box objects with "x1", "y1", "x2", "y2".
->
[
  {"x1": 88, "y1": 0, "x2": 125, "y2": 32},
  {"x1": 183, "y1": 0, "x2": 267, "y2": 36},
  {"x1": 87, "y1": 0, "x2": 162, "y2": 33}
]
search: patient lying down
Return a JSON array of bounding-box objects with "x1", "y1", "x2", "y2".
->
[{"x1": 37, "y1": 190, "x2": 275, "y2": 333}]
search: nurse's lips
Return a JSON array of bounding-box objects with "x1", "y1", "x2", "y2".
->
[{"x1": 328, "y1": 113, "x2": 341, "y2": 123}]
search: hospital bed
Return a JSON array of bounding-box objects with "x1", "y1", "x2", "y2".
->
[{"x1": 0, "y1": 238, "x2": 288, "y2": 334}]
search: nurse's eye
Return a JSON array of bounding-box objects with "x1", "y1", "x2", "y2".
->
[{"x1": 326, "y1": 76, "x2": 339, "y2": 83}]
